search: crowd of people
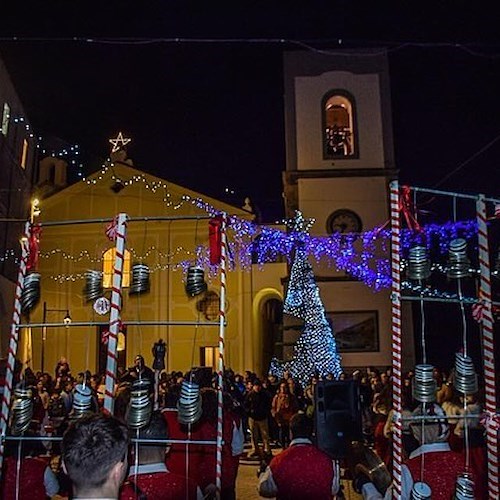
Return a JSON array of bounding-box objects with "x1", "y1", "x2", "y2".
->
[{"x1": 0, "y1": 355, "x2": 494, "y2": 499}]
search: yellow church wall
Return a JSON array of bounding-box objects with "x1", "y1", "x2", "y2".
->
[
  {"x1": 297, "y1": 177, "x2": 389, "y2": 236},
  {"x1": 25, "y1": 163, "x2": 284, "y2": 377}
]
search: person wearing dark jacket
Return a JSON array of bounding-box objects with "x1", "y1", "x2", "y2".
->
[
  {"x1": 121, "y1": 355, "x2": 155, "y2": 394},
  {"x1": 244, "y1": 378, "x2": 271, "y2": 458}
]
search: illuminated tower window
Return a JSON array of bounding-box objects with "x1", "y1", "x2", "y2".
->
[
  {"x1": 322, "y1": 91, "x2": 356, "y2": 158},
  {"x1": 102, "y1": 248, "x2": 131, "y2": 288}
]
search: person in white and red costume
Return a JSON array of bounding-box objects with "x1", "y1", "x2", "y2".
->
[
  {"x1": 360, "y1": 402, "x2": 474, "y2": 500},
  {"x1": 258, "y1": 412, "x2": 339, "y2": 499},
  {"x1": 120, "y1": 411, "x2": 203, "y2": 500}
]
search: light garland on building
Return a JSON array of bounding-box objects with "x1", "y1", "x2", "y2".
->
[
  {"x1": 12, "y1": 116, "x2": 35, "y2": 139},
  {"x1": 3, "y1": 163, "x2": 484, "y2": 290},
  {"x1": 39, "y1": 140, "x2": 84, "y2": 178},
  {"x1": 82, "y1": 164, "x2": 188, "y2": 208},
  {"x1": 4, "y1": 216, "x2": 483, "y2": 290},
  {"x1": 39, "y1": 245, "x2": 193, "y2": 264},
  {"x1": 46, "y1": 261, "x2": 189, "y2": 283},
  {"x1": 400, "y1": 281, "x2": 479, "y2": 303},
  {"x1": 0, "y1": 249, "x2": 19, "y2": 264}
]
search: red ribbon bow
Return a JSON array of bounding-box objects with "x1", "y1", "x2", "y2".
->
[
  {"x1": 472, "y1": 302, "x2": 484, "y2": 323},
  {"x1": 399, "y1": 186, "x2": 421, "y2": 232},
  {"x1": 472, "y1": 301, "x2": 500, "y2": 323},
  {"x1": 105, "y1": 217, "x2": 119, "y2": 242},
  {"x1": 480, "y1": 411, "x2": 500, "y2": 431},
  {"x1": 209, "y1": 216, "x2": 223, "y2": 265},
  {"x1": 26, "y1": 224, "x2": 42, "y2": 272},
  {"x1": 101, "y1": 321, "x2": 126, "y2": 345}
]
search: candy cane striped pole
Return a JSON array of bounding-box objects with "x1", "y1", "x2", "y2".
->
[
  {"x1": 476, "y1": 195, "x2": 499, "y2": 499},
  {"x1": 104, "y1": 213, "x2": 128, "y2": 414},
  {"x1": 215, "y1": 213, "x2": 227, "y2": 499},
  {"x1": 0, "y1": 222, "x2": 31, "y2": 478},
  {"x1": 390, "y1": 181, "x2": 403, "y2": 499}
]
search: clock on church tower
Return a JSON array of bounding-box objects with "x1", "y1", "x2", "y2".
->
[
  {"x1": 327, "y1": 209, "x2": 363, "y2": 234},
  {"x1": 281, "y1": 49, "x2": 411, "y2": 370}
]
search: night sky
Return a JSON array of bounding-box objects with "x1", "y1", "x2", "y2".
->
[{"x1": 1, "y1": 3, "x2": 499, "y2": 224}]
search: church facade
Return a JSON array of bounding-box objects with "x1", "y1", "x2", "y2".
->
[{"x1": 24, "y1": 157, "x2": 286, "y2": 377}]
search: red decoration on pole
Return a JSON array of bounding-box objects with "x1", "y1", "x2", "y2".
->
[
  {"x1": 26, "y1": 224, "x2": 42, "y2": 272},
  {"x1": 481, "y1": 411, "x2": 500, "y2": 432},
  {"x1": 101, "y1": 330, "x2": 110, "y2": 345},
  {"x1": 105, "y1": 216, "x2": 119, "y2": 242},
  {"x1": 101, "y1": 321, "x2": 126, "y2": 344},
  {"x1": 472, "y1": 302, "x2": 484, "y2": 323},
  {"x1": 209, "y1": 216, "x2": 223, "y2": 265},
  {"x1": 399, "y1": 185, "x2": 421, "y2": 232}
]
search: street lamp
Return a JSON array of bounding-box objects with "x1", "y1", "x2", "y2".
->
[
  {"x1": 63, "y1": 312, "x2": 72, "y2": 326},
  {"x1": 42, "y1": 301, "x2": 72, "y2": 373},
  {"x1": 30, "y1": 198, "x2": 41, "y2": 223}
]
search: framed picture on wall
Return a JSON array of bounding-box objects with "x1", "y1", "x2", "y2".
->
[{"x1": 327, "y1": 310, "x2": 379, "y2": 352}]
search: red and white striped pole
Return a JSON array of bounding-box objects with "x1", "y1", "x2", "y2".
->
[
  {"x1": 390, "y1": 181, "x2": 403, "y2": 499},
  {"x1": 0, "y1": 222, "x2": 31, "y2": 477},
  {"x1": 215, "y1": 213, "x2": 227, "y2": 499},
  {"x1": 476, "y1": 195, "x2": 499, "y2": 499},
  {"x1": 104, "y1": 213, "x2": 128, "y2": 414}
]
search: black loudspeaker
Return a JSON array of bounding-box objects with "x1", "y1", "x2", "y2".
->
[{"x1": 314, "y1": 380, "x2": 362, "y2": 459}]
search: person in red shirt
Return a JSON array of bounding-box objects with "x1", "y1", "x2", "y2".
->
[
  {"x1": 258, "y1": 412, "x2": 339, "y2": 499},
  {"x1": 359, "y1": 403, "x2": 473, "y2": 500},
  {"x1": 121, "y1": 410, "x2": 202, "y2": 500},
  {"x1": 163, "y1": 389, "x2": 244, "y2": 499},
  {"x1": 2, "y1": 438, "x2": 59, "y2": 499}
]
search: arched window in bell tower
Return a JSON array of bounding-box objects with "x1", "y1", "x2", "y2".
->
[{"x1": 322, "y1": 90, "x2": 357, "y2": 159}]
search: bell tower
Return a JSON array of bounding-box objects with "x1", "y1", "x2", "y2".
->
[{"x1": 282, "y1": 49, "x2": 413, "y2": 369}]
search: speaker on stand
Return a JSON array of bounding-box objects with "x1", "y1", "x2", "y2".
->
[{"x1": 314, "y1": 380, "x2": 362, "y2": 460}]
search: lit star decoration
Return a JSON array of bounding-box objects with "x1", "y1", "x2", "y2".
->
[
  {"x1": 284, "y1": 210, "x2": 315, "y2": 233},
  {"x1": 270, "y1": 213, "x2": 342, "y2": 386},
  {"x1": 109, "y1": 132, "x2": 132, "y2": 153}
]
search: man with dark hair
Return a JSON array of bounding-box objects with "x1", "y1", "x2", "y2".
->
[
  {"x1": 120, "y1": 411, "x2": 202, "y2": 499},
  {"x1": 258, "y1": 412, "x2": 339, "y2": 499},
  {"x1": 121, "y1": 355, "x2": 155, "y2": 393},
  {"x1": 62, "y1": 413, "x2": 129, "y2": 499}
]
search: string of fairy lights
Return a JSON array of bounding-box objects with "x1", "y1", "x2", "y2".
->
[
  {"x1": 0, "y1": 130, "x2": 497, "y2": 302},
  {"x1": 1, "y1": 185, "x2": 497, "y2": 302}
]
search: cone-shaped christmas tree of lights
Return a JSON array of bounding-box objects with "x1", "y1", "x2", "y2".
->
[{"x1": 270, "y1": 212, "x2": 342, "y2": 386}]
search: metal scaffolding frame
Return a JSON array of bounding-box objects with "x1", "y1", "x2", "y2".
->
[{"x1": 0, "y1": 212, "x2": 229, "y2": 499}]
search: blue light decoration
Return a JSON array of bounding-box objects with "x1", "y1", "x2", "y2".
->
[
  {"x1": 14, "y1": 183, "x2": 479, "y2": 293},
  {"x1": 184, "y1": 194, "x2": 478, "y2": 292},
  {"x1": 269, "y1": 212, "x2": 342, "y2": 386}
]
